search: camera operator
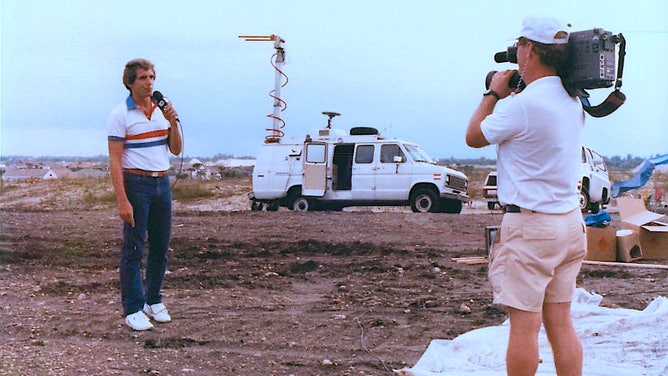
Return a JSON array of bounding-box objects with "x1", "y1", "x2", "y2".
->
[{"x1": 466, "y1": 17, "x2": 586, "y2": 376}]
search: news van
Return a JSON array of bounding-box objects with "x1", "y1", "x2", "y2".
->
[{"x1": 248, "y1": 118, "x2": 469, "y2": 213}]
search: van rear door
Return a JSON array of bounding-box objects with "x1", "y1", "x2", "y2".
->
[{"x1": 302, "y1": 142, "x2": 327, "y2": 196}]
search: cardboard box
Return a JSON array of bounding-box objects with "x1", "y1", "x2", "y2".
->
[
  {"x1": 585, "y1": 226, "x2": 618, "y2": 261},
  {"x1": 616, "y1": 229, "x2": 643, "y2": 262},
  {"x1": 617, "y1": 197, "x2": 668, "y2": 260}
]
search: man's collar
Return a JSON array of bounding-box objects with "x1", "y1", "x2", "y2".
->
[{"x1": 126, "y1": 95, "x2": 138, "y2": 110}]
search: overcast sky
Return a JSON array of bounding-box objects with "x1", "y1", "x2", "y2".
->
[{"x1": 1, "y1": 0, "x2": 667, "y2": 160}]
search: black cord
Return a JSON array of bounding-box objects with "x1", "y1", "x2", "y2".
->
[
  {"x1": 171, "y1": 120, "x2": 184, "y2": 190},
  {"x1": 354, "y1": 312, "x2": 395, "y2": 374}
]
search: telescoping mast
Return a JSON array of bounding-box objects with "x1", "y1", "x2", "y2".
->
[{"x1": 238, "y1": 34, "x2": 288, "y2": 143}]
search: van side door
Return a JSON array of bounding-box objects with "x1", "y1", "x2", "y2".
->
[
  {"x1": 375, "y1": 143, "x2": 410, "y2": 200},
  {"x1": 302, "y1": 142, "x2": 327, "y2": 197},
  {"x1": 351, "y1": 144, "x2": 376, "y2": 200}
]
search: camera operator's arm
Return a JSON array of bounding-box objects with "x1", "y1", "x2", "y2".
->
[{"x1": 466, "y1": 70, "x2": 515, "y2": 148}]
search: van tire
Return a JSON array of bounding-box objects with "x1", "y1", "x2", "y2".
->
[
  {"x1": 251, "y1": 201, "x2": 263, "y2": 211},
  {"x1": 410, "y1": 188, "x2": 439, "y2": 213},
  {"x1": 266, "y1": 200, "x2": 279, "y2": 211},
  {"x1": 589, "y1": 201, "x2": 600, "y2": 214},
  {"x1": 579, "y1": 187, "x2": 591, "y2": 213},
  {"x1": 441, "y1": 199, "x2": 462, "y2": 214},
  {"x1": 288, "y1": 193, "x2": 313, "y2": 212}
]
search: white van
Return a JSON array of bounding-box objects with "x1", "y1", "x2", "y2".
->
[{"x1": 248, "y1": 121, "x2": 469, "y2": 213}]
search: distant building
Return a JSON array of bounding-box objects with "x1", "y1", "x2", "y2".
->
[
  {"x1": 214, "y1": 159, "x2": 256, "y2": 168},
  {"x1": 3, "y1": 167, "x2": 58, "y2": 181}
]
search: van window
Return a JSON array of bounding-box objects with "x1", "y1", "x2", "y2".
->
[
  {"x1": 306, "y1": 143, "x2": 326, "y2": 163},
  {"x1": 591, "y1": 150, "x2": 607, "y2": 171},
  {"x1": 355, "y1": 145, "x2": 374, "y2": 164},
  {"x1": 581, "y1": 147, "x2": 589, "y2": 163},
  {"x1": 380, "y1": 144, "x2": 405, "y2": 163},
  {"x1": 404, "y1": 144, "x2": 434, "y2": 163}
]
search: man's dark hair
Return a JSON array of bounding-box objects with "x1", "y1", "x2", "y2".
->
[
  {"x1": 122, "y1": 58, "x2": 155, "y2": 91},
  {"x1": 518, "y1": 36, "x2": 570, "y2": 74}
]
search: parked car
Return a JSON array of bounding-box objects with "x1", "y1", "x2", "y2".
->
[
  {"x1": 482, "y1": 171, "x2": 499, "y2": 210},
  {"x1": 481, "y1": 146, "x2": 611, "y2": 213},
  {"x1": 579, "y1": 146, "x2": 612, "y2": 213}
]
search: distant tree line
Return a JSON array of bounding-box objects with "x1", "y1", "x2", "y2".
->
[
  {"x1": 0, "y1": 153, "x2": 658, "y2": 172},
  {"x1": 0, "y1": 154, "x2": 259, "y2": 164},
  {"x1": 436, "y1": 154, "x2": 654, "y2": 172}
]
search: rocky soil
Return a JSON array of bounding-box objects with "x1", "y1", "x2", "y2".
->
[{"x1": 1, "y1": 178, "x2": 666, "y2": 375}]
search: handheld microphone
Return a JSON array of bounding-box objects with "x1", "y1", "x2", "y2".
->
[
  {"x1": 152, "y1": 91, "x2": 179, "y2": 122},
  {"x1": 152, "y1": 90, "x2": 170, "y2": 110}
]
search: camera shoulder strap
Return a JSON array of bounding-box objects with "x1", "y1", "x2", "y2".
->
[{"x1": 580, "y1": 90, "x2": 626, "y2": 118}]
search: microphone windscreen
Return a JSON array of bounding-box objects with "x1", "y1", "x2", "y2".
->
[
  {"x1": 152, "y1": 91, "x2": 164, "y2": 102},
  {"x1": 152, "y1": 91, "x2": 170, "y2": 110}
]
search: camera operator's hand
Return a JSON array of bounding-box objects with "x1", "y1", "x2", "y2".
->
[{"x1": 489, "y1": 70, "x2": 517, "y2": 99}]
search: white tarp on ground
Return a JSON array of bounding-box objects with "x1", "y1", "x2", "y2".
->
[{"x1": 396, "y1": 289, "x2": 668, "y2": 376}]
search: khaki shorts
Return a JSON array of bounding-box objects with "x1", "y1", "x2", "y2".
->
[{"x1": 488, "y1": 208, "x2": 586, "y2": 312}]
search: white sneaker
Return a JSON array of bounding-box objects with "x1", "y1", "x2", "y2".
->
[
  {"x1": 143, "y1": 303, "x2": 171, "y2": 323},
  {"x1": 125, "y1": 311, "x2": 153, "y2": 331}
]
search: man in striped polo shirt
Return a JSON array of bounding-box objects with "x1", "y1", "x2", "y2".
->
[{"x1": 107, "y1": 58, "x2": 182, "y2": 331}]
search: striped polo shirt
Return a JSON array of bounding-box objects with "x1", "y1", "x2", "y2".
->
[{"x1": 107, "y1": 95, "x2": 171, "y2": 171}]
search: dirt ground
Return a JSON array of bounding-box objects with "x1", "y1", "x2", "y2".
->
[{"x1": 1, "y1": 179, "x2": 667, "y2": 375}]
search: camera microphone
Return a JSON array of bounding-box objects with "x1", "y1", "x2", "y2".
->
[{"x1": 152, "y1": 91, "x2": 179, "y2": 122}]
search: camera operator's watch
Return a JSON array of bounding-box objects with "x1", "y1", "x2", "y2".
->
[{"x1": 483, "y1": 89, "x2": 500, "y2": 100}]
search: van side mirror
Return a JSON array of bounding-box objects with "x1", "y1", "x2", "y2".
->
[{"x1": 393, "y1": 156, "x2": 403, "y2": 163}]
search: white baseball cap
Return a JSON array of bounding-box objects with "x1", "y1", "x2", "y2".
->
[{"x1": 518, "y1": 16, "x2": 570, "y2": 44}]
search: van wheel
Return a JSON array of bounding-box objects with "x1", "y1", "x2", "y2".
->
[
  {"x1": 266, "y1": 200, "x2": 279, "y2": 211},
  {"x1": 441, "y1": 199, "x2": 462, "y2": 214},
  {"x1": 410, "y1": 188, "x2": 439, "y2": 213},
  {"x1": 589, "y1": 201, "x2": 600, "y2": 214},
  {"x1": 579, "y1": 187, "x2": 591, "y2": 213},
  {"x1": 487, "y1": 202, "x2": 496, "y2": 210},
  {"x1": 251, "y1": 201, "x2": 263, "y2": 211},
  {"x1": 289, "y1": 194, "x2": 313, "y2": 212}
]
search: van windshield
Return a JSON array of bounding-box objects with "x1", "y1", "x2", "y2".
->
[{"x1": 404, "y1": 144, "x2": 435, "y2": 164}]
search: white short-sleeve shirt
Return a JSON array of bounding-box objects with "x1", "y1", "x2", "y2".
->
[
  {"x1": 107, "y1": 96, "x2": 171, "y2": 171},
  {"x1": 481, "y1": 76, "x2": 585, "y2": 214}
]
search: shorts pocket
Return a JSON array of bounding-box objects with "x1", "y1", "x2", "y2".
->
[{"x1": 522, "y1": 225, "x2": 558, "y2": 240}]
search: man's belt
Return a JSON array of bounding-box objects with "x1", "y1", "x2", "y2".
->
[
  {"x1": 504, "y1": 204, "x2": 522, "y2": 213},
  {"x1": 504, "y1": 204, "x2": 538, "y2": 213},
  {"x1": 123, "y1": 168, "x2": 168, "y2": 178}
]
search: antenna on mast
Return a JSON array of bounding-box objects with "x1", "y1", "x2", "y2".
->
[{"x1": 239, "y1": 34, "x2": 288, "y2": 143}]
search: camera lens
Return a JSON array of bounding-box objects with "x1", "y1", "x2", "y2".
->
[{"x1": 484, "y1": 70, "x2": 523, "y2": 90}]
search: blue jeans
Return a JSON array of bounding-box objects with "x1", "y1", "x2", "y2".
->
[{"x1": 120, "y1": 173, "x2": 172, "y2": 315}]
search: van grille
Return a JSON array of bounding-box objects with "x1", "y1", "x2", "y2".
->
[{"x1": 448, "y1": 175, "x2": 468, "y2": 191}]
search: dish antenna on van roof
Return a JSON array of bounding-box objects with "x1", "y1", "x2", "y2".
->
[
  {"x1": 322, "y1": 111, "x2": 340, "y2": 129},
  {"x1": 239, "y1": 34, "x2": 288, "y2": 143}
]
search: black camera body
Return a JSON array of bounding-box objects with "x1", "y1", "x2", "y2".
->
[
  {"x1": 565, "y1": 29, "x2": 620, "y2": 90},
  {"x1": 487, "y1": 28, "x2": 627, "y2": 117}
]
